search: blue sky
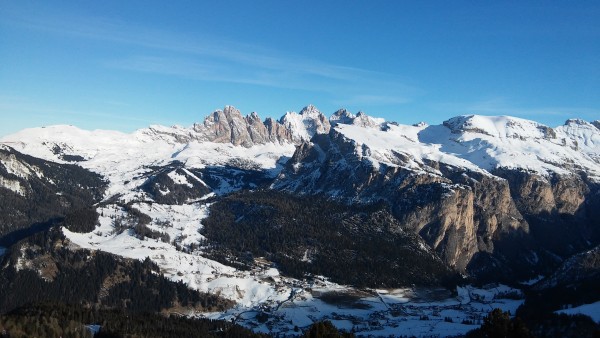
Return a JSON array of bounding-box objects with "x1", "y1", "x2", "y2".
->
[{"x1": 1, "y1": 1, "x2": 599, "y2": 136}]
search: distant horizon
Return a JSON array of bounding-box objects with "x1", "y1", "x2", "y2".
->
[
  {"x1": 1, "y1": 1, "x2": 598, "y2": 137},
  {"x1": 2, "y1": 103, "x2": 598, "y2": 138}
]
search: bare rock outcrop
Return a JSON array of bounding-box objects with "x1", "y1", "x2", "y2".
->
[
  {"x1": 273, "y1": 125, "x2": 600, "y2": 281},
  {"x1": 495, "y1": 169, "x2": 589, "y2": 216},
  {"x1": 148, "y1": 105, "x2": 331, "y2": 147},
  {"x1": 273, "y1": 128, "x2": 531, "y2": 272}
]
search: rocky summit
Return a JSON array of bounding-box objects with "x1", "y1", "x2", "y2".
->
[{"x1": 138, "y1": 104, "x2": 331, "y2": 147}]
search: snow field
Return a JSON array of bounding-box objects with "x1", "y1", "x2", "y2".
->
[{"x1": 556, "y1": 301, "x2": 600, "y2": 323}]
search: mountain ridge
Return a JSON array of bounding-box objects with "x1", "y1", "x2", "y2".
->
[
  {"x1": 4, "y1": 106, "x2": 599, "y2": 180},
  {"x1": 2, "y1": 106, "x2": 600, "y2": 335}
]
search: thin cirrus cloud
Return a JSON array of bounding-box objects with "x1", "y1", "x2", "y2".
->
[
  {"x1": 0, "y1": 95, "x2": 155, "y2": 124},
  {"x1": 105, "y1": 55, "x2": 336, "y2": 90},
  {"x1": 333, "y1": 95, "x2": 411, "y2": 106},
  {"x1": 3, "y1": 8, "x2": 418, "y2": 106},
  {"x1": 106, "y1": 54, "x2": 417, "y2": 102}
]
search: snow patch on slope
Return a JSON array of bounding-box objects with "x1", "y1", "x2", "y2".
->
[
  {"x1": 0, "y1": 153, "x2": 33, "y2": 179},
  {"x1": 167, "y1": 170, "x2": 194, "y2": 188},
  {"x1": 62, "y1": 204, "x2": 287, "y2": 307},
  {"x1": 556, "y1": 301, "x2": 600, "y2": 323},
  {"x1": 0, "y1": 177, "x2": 25, "y2": 195}
]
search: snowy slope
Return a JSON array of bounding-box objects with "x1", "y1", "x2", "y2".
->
[
  {"x1": 431, "y1": 115, "x2": 600, "y2": 177},
  {"x1": 334, "y1": 122, "x2": 486, "y2": 175},
  {"x1": 2, "y1": 124, "x2": 295, "y2": 202},
  {"x1": 6, "y1": 112, "x2": 598, "y2": 187},
  {"x1": 3, "y1": 109, "x2": 599, "y2": 335},
  {"x1": 0, "y1": 122, "x2": 300, "y2": 308},
  {"x1": 62, "y1": 203, "x2": 287, "y2": 308},
  {"x1": 557, "y1": 301, "x2": 600, "y2": 322},
  {"x1": 332, "y1": 114, "x2": 600, "y2": 181}
]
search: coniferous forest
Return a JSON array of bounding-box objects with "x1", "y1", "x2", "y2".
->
[{"x1": 201, "y1": 190, "x2": 457, "y2": 288}]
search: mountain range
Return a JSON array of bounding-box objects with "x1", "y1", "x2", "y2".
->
[{"x1": 1, "y1": 105, "x2": 599, "y2": 336}]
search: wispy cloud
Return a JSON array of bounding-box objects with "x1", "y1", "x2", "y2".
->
[
  {"x1": 0, "y1": 95, "x2": 152, "y2": 124},
  {"x1": 1, "y1": 6, "x2": 418, "y2": 102},
  {"x1": 333, "y1": 94, "x2": 411, "y2": 106}
]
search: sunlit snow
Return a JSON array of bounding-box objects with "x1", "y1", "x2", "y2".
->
[{"x1": 3, "y1": 113, "x2": 598, "y2": 335}]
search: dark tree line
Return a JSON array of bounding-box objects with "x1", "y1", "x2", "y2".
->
[
  {"x1": 0, "y1": 302, "x2": 266, "y2": 338},
  {"x1": 201, "y1": 190, "x2": 456, "y2": 288},
  {"x1": 511, "y1": 280, "x2": 600, "y2": 337},
  {"x1": 0, "y1": 229, "x2": 232, "y2": 315},
  {"x1": 301, "y1": 320, "x2": 354, "y2": 338},
  {"x1": 0, "y1": 147, "x2": 106, "y2": 240},
  {"x1": 466, "y1": 306, "x2": 600, "y2": 338},
  {"x1": 191, "y1": 165, "x2": 274, "y2": 192},
  {"x1": 466, "y1": 308, "x2": 533, "y2": 338},
  {"x1": 63, "y1": 208, "x2": 99, "y2": 233},
  {"x1": 141, "y1": 163, "x2": 211, "y2": 205}
]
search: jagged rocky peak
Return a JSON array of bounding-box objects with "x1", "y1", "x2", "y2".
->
[
  {"x1": 330, "y1": 108, "x2": 355, "y2": 125},
  {"x1": 279, "y1": 104, "x2": 331, "y2": 143},
  {"x1": 353, "y1": 111, "x2": 385, "y2": 128},
  {"x1": 299, "y1": 104, "x2": 330, "y2": 135},
  {"x1": 200, "y1": 107, "x2": 238, "y2": 144},
  {"x1": 198, "y1": 106, "x2": 274, "y2": 147},
  {"x1": 564, "y1": 118, "x2": 592, "y2": 126},
  {"x1": 299, "y1": 104, "x2": 321, "y2": 117},
  {"x1": 143, "y1": 105, "x2": 333, "y2": 147},
  {"x1": 329, "y1": 109, "x2": 384, "y2": 128},
  {"x1": 245, "y1": 111, "x2": 269, "y2": 145},
  {"x1": 264, "y1": 117, "x2": 292, "y2": 143},
  {"x1": 562, "y1": 118, "x2": 600, "y2": 135},
  {"x1": 561, "y1": 118, "x2": 600, "y2": 134},
  {"x1": 558, "y1": 118, "x2": 600, "y2": 153},
  {"x1": 246, "y1": 111, "x2": 261, "y2": 123}
]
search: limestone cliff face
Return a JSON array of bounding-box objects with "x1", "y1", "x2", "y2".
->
[
  {"x1": 396, "y1": 184, "x2": 479, "y2": 271},
  {"x1": 264, "y1": 117, "x2": 292, "y2": 143},
  {"x1": 393, "y1": 173, "x2": 528, "y2": 271},
  {"x1": 494, "y1": 169, "x2": 589, "y2": 216},
  {"x1": 274, "y1": 129, "x2": 525, "y2": 272},
  {"x1": 245, "y1": 112, "x2": 269, "y2": 145},
  {"x1": 202, "y1": 109, "x2": 234, "y2": 144},
  {"x1": 551, "y1": 175, "x2": 589, "y2": 215},
  {"x1": 273, "y1": 127, "x2": 599, "y2": 280}
]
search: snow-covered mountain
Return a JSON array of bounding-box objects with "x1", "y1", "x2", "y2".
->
[
  {"x1": 274, "y1": 113, "x2": 600, "y2": 277},
  {"x1": 0, "y1": 144, "x2": 106, "y2": 241},
  {"x1": 2, "y1": 105, "x2": 600, "y2": 335},
  {"x1": 5, "y1": 106, "x2": 598, "y2": 181}
]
